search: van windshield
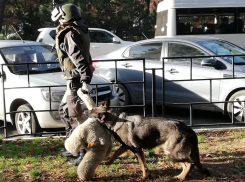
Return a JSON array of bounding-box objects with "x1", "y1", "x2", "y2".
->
[
  {"x1": 1, "y1": 45, "x2": 61, "y2": 74},
  {"x1": 196, "y1": 40, "x2": 245, "y2": 64}
]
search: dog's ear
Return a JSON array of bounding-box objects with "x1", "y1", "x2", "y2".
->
[{"x1": 103, "y1": 98, "x2": 110, "y2": 109}]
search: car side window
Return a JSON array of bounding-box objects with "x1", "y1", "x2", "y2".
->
[
  {"x1": 128, "y1": 43, "x2": 162, "y2": 61},
  {"x1": 89, "y1": 30, "x2": 113, "y2": 43},
  {"x1": 49, "y1": 30, "x2": 56, "y2": 40},
  {"x1": 168, "y1": 42, "x2": 208, "y2": 65}
]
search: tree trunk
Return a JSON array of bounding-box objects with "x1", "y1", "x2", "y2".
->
[
  {"x1": 144, "y1": 0, "x2": 150, "y2": 15},
  {"x1": 0, "y1": 0, "x2": 6, "y2": 32}
]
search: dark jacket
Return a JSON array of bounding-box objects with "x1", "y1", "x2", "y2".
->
[{"x1": 56, "y1": 20, "x2": 94, "y2": 83}]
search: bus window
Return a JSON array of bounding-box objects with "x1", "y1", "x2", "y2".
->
[
  {"x1": 238, "y1": 8, "x2": 245, "y2": 33},
  {"x1": 155, "y1": 0, "x2": 245, "y2": 47},
  {"x1": 176, "y1": 8, "x2": 237, "y2": 35}
]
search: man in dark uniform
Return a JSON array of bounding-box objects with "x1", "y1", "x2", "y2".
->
[{"x1": 51, "y1": 4, "x2": 95, "y2": 166}]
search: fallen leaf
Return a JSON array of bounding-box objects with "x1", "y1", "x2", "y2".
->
[
  {"x1": 48, "y1": 145, "x2": 55, "y2": 150},
  {"x1": 28, "y1": 151, "x2": 34, "y2": 156},
  {"x1": 87, "y1": 143, "x2": 94, "y2": 148},
  {"x1": 24, "y1": 165, "x2": 33, "y2": 170},
  {"x1": 18, "y1": 153, "x2": 26, "y2": 157}
]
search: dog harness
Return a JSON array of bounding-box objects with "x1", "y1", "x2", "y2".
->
[{"x1": 95, "y1": 119, "x2": 142, "y2": 154}]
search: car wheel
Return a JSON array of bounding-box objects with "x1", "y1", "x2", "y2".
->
[
  {"x1": 114, "y1": 84, "x2": 130, "y2": 110},
  {"x1": 15, "y1": 104, "x2": 41, "y2": 134},
  {"x1": 227, "y1": 90, "x2": 245, "y2": 122}
]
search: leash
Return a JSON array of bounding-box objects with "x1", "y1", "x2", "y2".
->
[{"x1": 95, "y1": 119, "x2": 142, "y2": 154}]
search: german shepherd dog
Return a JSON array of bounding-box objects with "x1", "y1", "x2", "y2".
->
[{"x1": 88, "y1": 99, "x2": 210, "y2": 181}]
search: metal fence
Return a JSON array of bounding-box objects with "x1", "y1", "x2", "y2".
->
[
  {"x1": 0, "y1": 59, "x2": 146, "y2": 138},
  {"x1": 157, "y1": 54, "x2": 245, "y2": 127},
  {"x1": 1, "y1": 54, "x2": 245, "y2": 138}
]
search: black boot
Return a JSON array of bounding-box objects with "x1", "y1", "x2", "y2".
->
[
  {"x1": 61, "y1": 150, "x2": 79, "y2": 158},
  {"x1": 68, "y1": 154, "x2": 84, "y2": 166}
]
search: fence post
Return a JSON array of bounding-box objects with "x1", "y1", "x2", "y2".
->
[
  {"x1": 96, "y1": 84, "x2": 98, "y2": 106},
  {"x1": 49, "y1": 87, "x2": 52, "y2": 110},
  {"x1": 1, "y1": 65, "x2": 7, "y2": 137},
  {"x1": 210, "y1": 80, "x2": 212, "y2": 102},
  {"x1": 162, "y1": 59, "x2": 165, "y2": 117},
  {"x1": 115, "y1": 61, "x2": 118, "y2": 84},
  {"x1": 232, "y1": 55, "x2": 234, "y2": 78},
  {"x1": 232, "y1": 101, "x2": 234, "y2": 124},
  {"x1": 190, "y1": 104, "x2": 193, "y2": 126},
  {"x1": 143, "y1": 58, "x2": 146, "y2": 117},
  {"x1": 152, "y1": 69, "x2": 156, "y2": 117},
  {"x1": 190, "y1": 58, "x2": 192, "y2": 80}
]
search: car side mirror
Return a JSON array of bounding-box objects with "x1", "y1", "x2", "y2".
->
[
  {"x1": 201, "y1": 58, "x2": 217, "y2": 67},
  {"x1": 113, "y1": 37, "x2": 121, "y2": 44}
]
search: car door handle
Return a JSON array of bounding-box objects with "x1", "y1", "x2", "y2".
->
[
  {"x1": 166, "y1": 68, "x2": 179, "y2": 73},
  {"x1": 122, "y1": 63, "x2": 132, "y2": 68},
  {"x1": 92, "y1": 46, "x2": 99, "y2": 48}
]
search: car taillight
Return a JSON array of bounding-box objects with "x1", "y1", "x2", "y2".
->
[{"x1": 92, "y1": 61, "x2": 101, "y2": 69}]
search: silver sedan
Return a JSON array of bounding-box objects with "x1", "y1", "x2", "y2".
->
[{"x1": 93, "y1": 36, "x2": 245, "y2": 122}]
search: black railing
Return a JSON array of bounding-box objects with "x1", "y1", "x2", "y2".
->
[
  {"x1": 0, "y1": 59, "x2": 146, "y2": 138},
  {"x1": 157, "y1": 54, "x2": 245, "y2": 127},
  {"x1": 2, "y1": 54, "x2": 245, "y2": 138}
]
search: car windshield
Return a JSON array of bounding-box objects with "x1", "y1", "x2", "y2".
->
[
  {"x1": 1, "y1": 45, "x2": 61, "y2": 74},
  {"x1": 196, "y1": 40, "x2": 245, "y2": 64}
]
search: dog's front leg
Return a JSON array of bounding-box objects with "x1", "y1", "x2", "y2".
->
[
  {"x1": 135, "y1": 149, "x2": 148, "y2": 179},
  {"x1": 105, "y1": 145, "x2": 128, "y2": 165}
]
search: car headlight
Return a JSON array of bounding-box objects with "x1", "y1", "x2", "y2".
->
[{"x1": 41, "y1": 90, "x2": 65, "y2": 102}]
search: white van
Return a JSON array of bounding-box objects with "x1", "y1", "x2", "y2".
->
[{"x1": 155, "y1": 0, "x2": 245, "y2": 47}]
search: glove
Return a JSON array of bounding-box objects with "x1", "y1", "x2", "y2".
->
[
  {"x1": 77, "y1": 87, "x2": 96, "y2": 110},
  {"x1": 81, "y1": 82, "x2": 92, "y2": 94}
]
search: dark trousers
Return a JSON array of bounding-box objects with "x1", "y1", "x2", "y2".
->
[{"x1": 59, "y1": 79, "x2": 86, "y2": 155}]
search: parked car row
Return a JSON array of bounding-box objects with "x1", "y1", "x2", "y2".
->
[
  {"x1": 1, "y1": 27, "x2": 245, "y2": 136},
  {"x1": 0, "y1": 40, "x2": 118, "y2": 135},
  {"x1": 93, "y1": 36, "x2": 245, "y2": 123}
]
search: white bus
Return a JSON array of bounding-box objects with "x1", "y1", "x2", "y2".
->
[{"x1": 155, "y1": 0, "x2": 245, "y2": 47}]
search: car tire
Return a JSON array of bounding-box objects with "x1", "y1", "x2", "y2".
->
[
  {"x1": 15, "y1": 104, "x2": 41, "y2": 134},
  {"x1": 227, "y1": 90, "x2": 245, "y2": 122},
  {"x1": 114, "y1": 84, "x2": 130, "y2": 111}
]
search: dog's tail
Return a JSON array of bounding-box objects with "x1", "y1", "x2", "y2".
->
[{"x1": 190, "y1": 140, "x2": 210, "y2": 176}]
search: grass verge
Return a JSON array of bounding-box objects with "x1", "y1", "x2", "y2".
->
[{"x1": 0, "y1": 129, "x2": 244, "y2": 182}]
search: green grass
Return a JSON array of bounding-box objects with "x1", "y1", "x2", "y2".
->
[
  {"x1": 0, "y1": 129, "x2": 244, "y2": 181},
  {"x1": 231, "y1": 131, "x2": 245, "y2": 138},
  {"x1": 197, "y1": 134, "x2": 206, "y2": 142}
]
